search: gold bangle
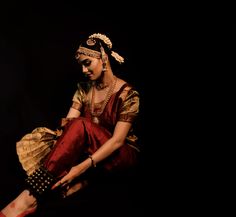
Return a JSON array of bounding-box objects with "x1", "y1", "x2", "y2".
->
[{"x1": 88, "y1": 155, "x2": 96, "y2": 168}]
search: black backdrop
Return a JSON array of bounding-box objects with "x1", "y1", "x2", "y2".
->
[{"x1": 0, "y1": 2, "x2": 153, "y2": 216}]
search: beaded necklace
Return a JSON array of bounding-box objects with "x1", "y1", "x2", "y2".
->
[{"x1": 90, "y1": 76, "x2": 117, "y2": 124}]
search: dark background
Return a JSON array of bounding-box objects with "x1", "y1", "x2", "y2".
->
[
  {"x1": 0, "y1": 1, "x2": 205, "y2": 216},
  {"x1": 0, "y1": 1, "x2": 156, "y2": 216}
]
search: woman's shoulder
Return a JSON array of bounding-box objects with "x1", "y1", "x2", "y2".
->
[
  {"x1": 72, "y1": 81, "x2": 92, "y2": 104},
  {"x1": 116, "y1": 77, "x2": 137, "y2": 91},
  {"x1": 76, "y1": 81, "x2": 92, "y2": 93},
  {"x1": 116, "y1": 78, "x2": 139, "y2": 100}
]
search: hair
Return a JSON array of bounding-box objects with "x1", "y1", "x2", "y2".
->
[
  {"x1": 75, "y1": 33, "x2": 124, "y2": 65},
  {"x1": 79, "y1": 37, "x2": 111, "y2": 56}
]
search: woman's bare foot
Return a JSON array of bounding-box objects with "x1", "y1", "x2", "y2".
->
[{"x1": 1, "y1": 190, "x2": 37, "y2": 217}]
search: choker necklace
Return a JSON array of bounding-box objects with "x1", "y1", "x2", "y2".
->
[
  {"x1": 90, "y1": 76, "x2": 117, "y2": 124},
  {"x1": 95, "y1": 82, "x2": 109, "y2": 90}
]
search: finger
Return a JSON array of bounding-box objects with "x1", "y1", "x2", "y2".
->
[
  {"x1": 51, "y1": 182, "x2": 60, "y2": 190},
  {"x1": 51, "y1": 181, "x2": 63, "y2": 190}
]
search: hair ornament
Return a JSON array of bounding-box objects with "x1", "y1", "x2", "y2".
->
[
  {"x1": 86, "y1": 38, "x2": 96, "y2": 46},
  {"x1": 89, "y1": 33, "x2": 112, "y2": 49},
  {"x1": 76, "y1": 33, "x2": 125, "y2": 64},
  {"x1": 75, "y1": 47, "x2": 101, "y2": 59},
  {"x1": 111, "y1": 51, "x2": 124, "y2": 64}
]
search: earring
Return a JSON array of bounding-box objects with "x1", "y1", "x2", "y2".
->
[
  {"x1": 102, "y1": 63, "x2": 107, "y2": 71},
  {"x1": 100, "y1": 44, "x2": 107, "y2": 72}
]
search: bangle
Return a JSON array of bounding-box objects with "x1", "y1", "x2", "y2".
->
[{"x1": 88, "y1": 155, "x2": 96, "y2": 168}]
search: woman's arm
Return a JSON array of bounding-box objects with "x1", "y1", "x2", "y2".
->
[
  {"x1": 66, "y1": 107, "x2": 81, "y2": 118},
  {"x1": 60, "y1": 107, "x2": 81, "y2": 127},
  {"x1": 52, "y1": 121, "x2": 132, "y2": 189},
  {"x1": 90, "y1": 121, "x2": 132, "y2": 165}
]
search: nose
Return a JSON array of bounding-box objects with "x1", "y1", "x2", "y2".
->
[{"x1": 82, "y1": 65, "x2": 88, "y2": 73}]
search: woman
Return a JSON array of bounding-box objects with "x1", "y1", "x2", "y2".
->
[{"x1": 0, "y1": 32, "x2": 140, "y2": 217}]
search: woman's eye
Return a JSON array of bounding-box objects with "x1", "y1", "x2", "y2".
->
[{"x1": 83, "y1": 60, "x2": 91, "y2": 67}]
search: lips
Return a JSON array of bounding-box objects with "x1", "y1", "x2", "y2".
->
[{"x1": 84, "y1": 73, "x2": 92, "y2": 77}]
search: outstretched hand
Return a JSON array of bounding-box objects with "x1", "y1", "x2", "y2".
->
[
  {"x1": 51, "y1": 164, "x2": 85, "y2": 191},
  {"x1": 51, "y1": 164, "x2": 89, "y2": 197}
]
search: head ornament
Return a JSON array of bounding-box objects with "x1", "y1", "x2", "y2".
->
[{"x1": 76, "y1": 33, "x2": 124, "y2": 64}]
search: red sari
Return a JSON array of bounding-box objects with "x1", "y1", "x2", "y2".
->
[
  {"x1": 43, "y1": 83, "x2": 140, "y2": 178},
  {"x1": 25, "y1": 82, "x2": 140, "y2": 197}
]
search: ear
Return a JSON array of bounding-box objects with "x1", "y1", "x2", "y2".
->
[{"x1": 102, "y1": 54, "x2": 108, "y2": 63}]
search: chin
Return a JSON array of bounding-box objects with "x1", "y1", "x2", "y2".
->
[{"x1": 89, "y1": 77, "x2": 96, "y2": 81}]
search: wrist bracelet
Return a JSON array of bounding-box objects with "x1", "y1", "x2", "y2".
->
[{"x1": 88, "y1": 155, "x2": 96, "y2": 168}]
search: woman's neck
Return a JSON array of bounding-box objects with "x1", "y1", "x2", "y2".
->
[{"x1": 95, "y1": 71, "x2": 116, "y2": 90}]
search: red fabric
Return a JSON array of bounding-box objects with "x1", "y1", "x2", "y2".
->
[
  {"x1": 81, "y1": 83, "x2": 129, "y2": 132},
  {"x1": 43, "y1": 117, "x2": 138, "y2": 179},
  {"x1": 0, "y1": 212, "x2": 6, "y2": 217}
]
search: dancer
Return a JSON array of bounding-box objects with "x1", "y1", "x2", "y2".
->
[{"x1": 0, "y1": 32, "x2": 140, "y2": 217}]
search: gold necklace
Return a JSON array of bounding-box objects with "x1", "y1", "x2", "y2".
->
[
  {"x1": 90, "y1": 76, "x2": 117, "y2": 124},
  {"x1": 95, "y1": 82, "x2": 109, "y2": 90}
]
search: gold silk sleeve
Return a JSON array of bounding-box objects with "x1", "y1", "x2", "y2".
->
[
  {"x1": 118, "y1": 88, "x2": 140, "y2": 123},
  {"x1": 71, "y1": 83, "x2": 87, "y2": 111}
]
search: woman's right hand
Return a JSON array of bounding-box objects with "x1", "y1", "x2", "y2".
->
[{"x1": 51, "y1": 158, "x2": 91, "y2": 190}]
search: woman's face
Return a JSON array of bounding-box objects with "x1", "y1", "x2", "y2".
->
[{"x1": 77, "y1": 54, "x2": 103, "y2": 81}]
